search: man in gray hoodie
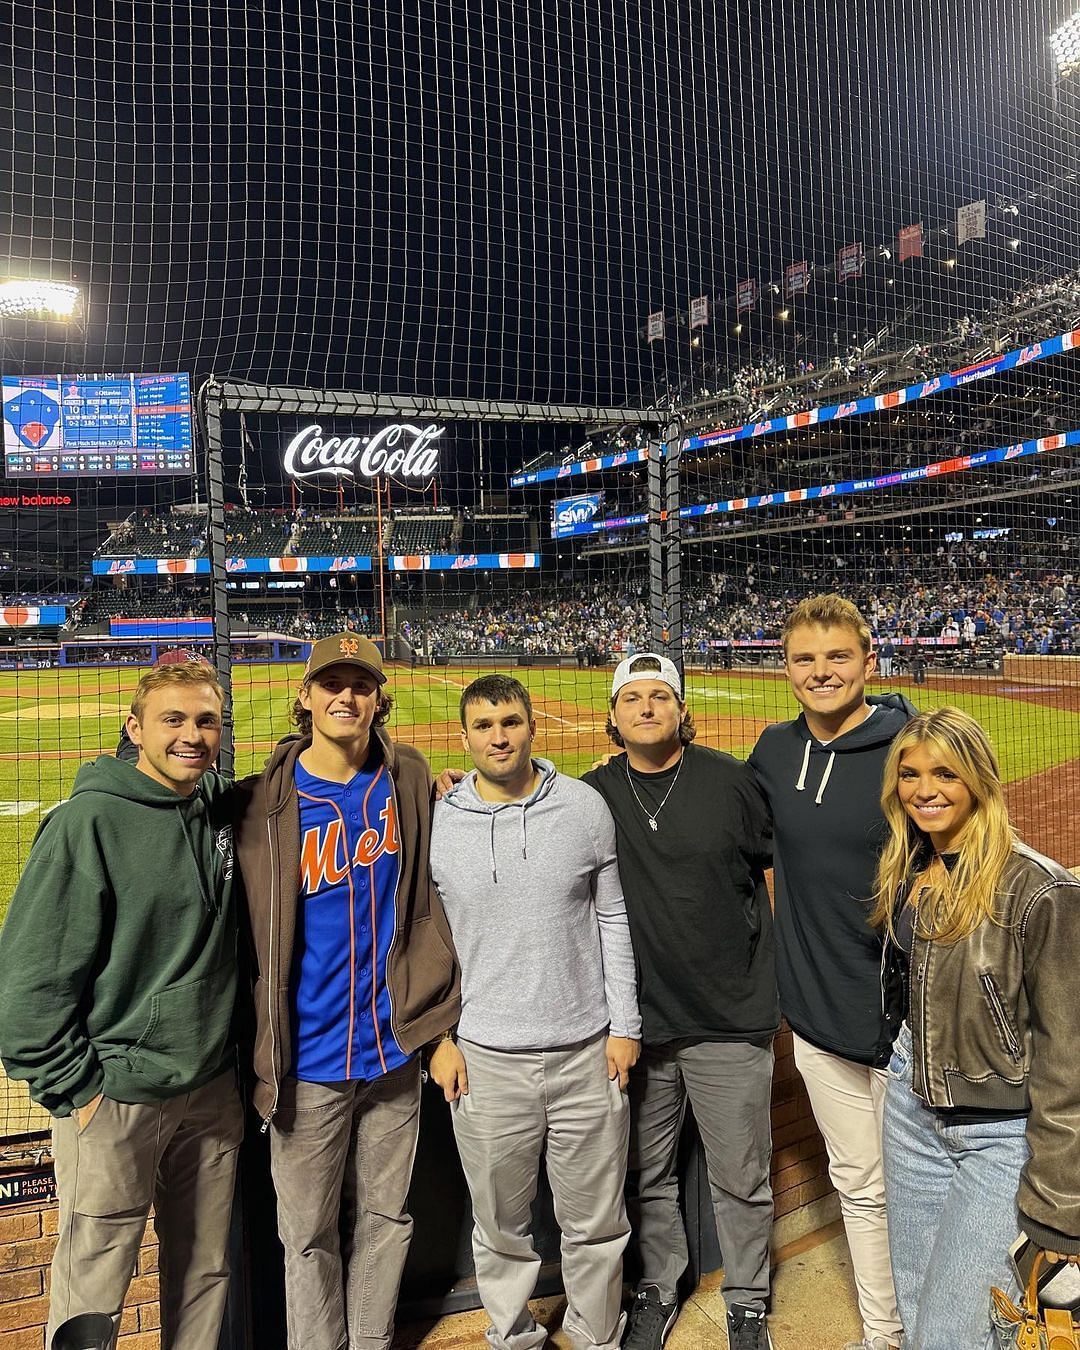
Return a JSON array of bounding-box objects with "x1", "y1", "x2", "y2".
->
[{"x1": 429, "y1": 674, "x2": 642, "y2": 1350}]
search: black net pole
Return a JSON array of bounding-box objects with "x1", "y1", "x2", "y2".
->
[
  {"x1": 664, "y1": 423, "x2": 683, "y2": 682},
  {"x1": 203, "y1": 381, "x2": 235, "y2": 775},
  {"x1": 647, "y1": 435, "x2": 666, "y2": 651}
]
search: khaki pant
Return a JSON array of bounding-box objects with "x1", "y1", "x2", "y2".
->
[
  {"x1": 792, "y1": 1032, "x2": 902, "y2": 1346},
  {"x1": 47, "y1": 1069, "x2": 244, "y2": 1350},
  {"x1": 451, "y1": 1034, "x2": 630, "y2": 1350},
  {"x1": 269, "y1": 1060, "x2": 422, "y2": 1350}
]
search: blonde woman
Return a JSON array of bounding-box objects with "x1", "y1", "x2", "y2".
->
[{"x1": 872, "y1": 707, "x2": 1080, "y2": 1350}]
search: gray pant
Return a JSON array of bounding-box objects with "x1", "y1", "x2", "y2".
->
[
  {"x1": 451, "y1": 1034, "x2": 630, "y2": 1350},
  {"x1": 269, "y1": 1059, "x2": 421, "y2": 1350},
  {"x1": 47, "y1": 1068, "x2": 244, "y2": 1350},
  {"x1": 628, "y1": 1039, "x2": 774, "y2": 1307}
]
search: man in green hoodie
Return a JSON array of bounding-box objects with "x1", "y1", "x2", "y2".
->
[{"x1": 0, "y1": 661, "x2": 242, "y2": 1350}]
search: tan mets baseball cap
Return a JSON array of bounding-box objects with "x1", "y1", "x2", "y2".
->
[{"x1": 304, "y1": 632, "x2": 386, "y2": 685}]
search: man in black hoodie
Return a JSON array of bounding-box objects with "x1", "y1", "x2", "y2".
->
[{"x1": 749, "y1": 594, "x2": 914, "y2": 1350}]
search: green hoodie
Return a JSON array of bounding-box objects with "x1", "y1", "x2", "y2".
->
[{"x1": 0, "y1": 757, "x2": 238, "y2": 1116}]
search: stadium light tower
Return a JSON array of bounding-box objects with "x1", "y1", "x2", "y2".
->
[
  {"x1": 1051, "y1": 12, "x2": 1080, "y2": 77},
  {"x1": 0, "y1": 279, "x2": 83, "y2": 320}
]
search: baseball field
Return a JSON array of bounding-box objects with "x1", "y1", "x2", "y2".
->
[
  {"x1": 0, "y1": 657, "x2": 1078, "y2": 1136},
  {"x1": 3, "y1": 659, "x2": 1080, "y2": 914}
]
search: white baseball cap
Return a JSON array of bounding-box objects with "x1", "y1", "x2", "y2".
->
[{"x1": 611, "y1": 653, "x2": 683, "y2": 702}]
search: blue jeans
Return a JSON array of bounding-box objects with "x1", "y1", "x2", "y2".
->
[{"x1": 882, "y1": 1023, "x2": 1029, "y2": 1350}]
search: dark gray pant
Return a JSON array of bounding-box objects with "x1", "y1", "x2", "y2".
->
[
  {"x1": 628, "y1": 1039, "x2": 774, "y2": 1307},
  {"x1": 269, "y1": 1060, "x2": 421, "y2": 1350}
]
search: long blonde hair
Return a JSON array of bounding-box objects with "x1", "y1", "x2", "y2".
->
[{"x1": 871, "y1": 707, "x2": 1017, "y2": 944}]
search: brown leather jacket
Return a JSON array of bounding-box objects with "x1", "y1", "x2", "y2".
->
[
  {"x1": 901, "y1": 843, "x2": 1080, "y2": 1253},
  {"x1": 232, "y1": 731, "x2": 460, "y2": 1124}
]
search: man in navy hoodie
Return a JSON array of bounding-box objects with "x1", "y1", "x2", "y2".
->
[{"x1": 749, "y1": 594, "x2": 915, "y2": 1350}]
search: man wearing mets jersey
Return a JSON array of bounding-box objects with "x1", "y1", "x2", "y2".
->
[{"x1": 234, "y1": 633, "x2": 460, "y2": 1350}]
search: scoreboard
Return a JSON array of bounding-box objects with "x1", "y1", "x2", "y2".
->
[{"x1": 2, "y1": 372, "x2": 194, "y2": 477}]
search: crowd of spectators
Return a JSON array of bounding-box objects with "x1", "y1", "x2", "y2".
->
[{"x1": 398, "y1": 542, "x2": 1080, "y2": 663}]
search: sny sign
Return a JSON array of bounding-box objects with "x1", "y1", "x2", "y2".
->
[{"x1": 283, "y1": 423, "x2": 444, "y2": 482}]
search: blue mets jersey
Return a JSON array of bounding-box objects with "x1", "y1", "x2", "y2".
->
[{"x1": 290, "y1": 756, "x2": 408, "y2": 1082}]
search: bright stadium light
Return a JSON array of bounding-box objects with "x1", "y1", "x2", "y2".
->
[
  {"x1": 1050, "y1": 13, "x2": 1080, "y2": 77},
  {"x1": 0, "y1": 279, "x2": 82, "y2": 320}
]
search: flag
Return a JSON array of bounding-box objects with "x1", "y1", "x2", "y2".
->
[
  {"x1": 838, "y1": 242, "x2": 864, "y2": 281},
  {"x1": 785, "y1": 260, "x2": 810, "y2": 295},
  {"x1": 956, "y1": 200, "x2": 987, "y2": 246},
  {"x1": 736, "y1": 278, "x2": 757, "y2": 313},
  {"x1": 898, "y1": 222, "x2": 923, "y2": 261},
  {"x1": 646, "y1": 311, "x2": 665, "y2": 343},
  {"x1": 689, "y1": 294, "x2": 709, "y2": 328}
]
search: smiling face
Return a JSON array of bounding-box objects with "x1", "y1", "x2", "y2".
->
[
  {"x1": 461, "y1": 697, "x2": 537, "y2": 801},
  {"x1": 126, "y1": 681, "x2": 223, "y2": 796},
  {"x1": 897, "y1": 742, "x2": 976, "y2": 852},
  {"x1": 784, "y1": 621, "x2": 876, "y2": 739},
  {"x1": 299, "y1": 663, "x2": 381, "y2": 753}
]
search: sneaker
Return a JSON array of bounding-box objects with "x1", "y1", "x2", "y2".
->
[
  {"x1": 727, "y1": 1301, "x2": 773, "y2": 1350},
  {"x1": 843, "y1": 1341, "x2": 901, "y2": 1350},
  {"x1": 622, "y1": 1284, "x2": 679, "y2": 1349}
]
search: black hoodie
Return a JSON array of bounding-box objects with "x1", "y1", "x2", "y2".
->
[{"x1": 748, "y1": 693, "x2": 917, "y2": 1067}]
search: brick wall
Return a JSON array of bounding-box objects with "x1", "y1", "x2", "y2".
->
[
  {"x1": 0, "y1": 1041, "x2": 836, "y2": 1346},
  {"x1": 770, "y1": 1024, "x2": 834, "y2": 1233},
  {"x1": 0, "y1": 1204, "x2": 160, "y2": 1350}
]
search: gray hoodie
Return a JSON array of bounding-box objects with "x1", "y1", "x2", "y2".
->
[{"x1": 430, "y1": 759, "x2": 641, "y2": 1050}]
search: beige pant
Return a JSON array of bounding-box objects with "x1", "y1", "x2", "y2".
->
[
  {"x1": 451, "y1": 1034, "x2": 630, "y2": 1350},
  {"x1": 47, "y1": 1069, "x2": 244, "y2": 1350},
  {"x1": 792, "y1": 1033, "x2": 902, "y2": 1347},
  {"x1": 269, "y1": 1061, "x2": 422, "y2": 1350}
]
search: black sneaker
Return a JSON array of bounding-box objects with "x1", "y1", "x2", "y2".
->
[
  {"x1": 622, "y1": 1284, "x2": 680, "y2": 1349},
  {"x1": 727, "y1": 1301, "x2": 773, "y2": 1350}
]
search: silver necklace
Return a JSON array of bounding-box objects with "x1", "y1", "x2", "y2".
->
[{"x1": 625, "y1": 752, "x2": 684, "y2": 831}]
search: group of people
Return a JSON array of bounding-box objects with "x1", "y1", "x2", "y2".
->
[{"x1": 1, "y1": 592, "x2": 1077, "y2": 1350}]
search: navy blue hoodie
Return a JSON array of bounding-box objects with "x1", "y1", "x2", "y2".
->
[{"x1": 748, "y1": 693, "x2": 916, "y2": 1067}]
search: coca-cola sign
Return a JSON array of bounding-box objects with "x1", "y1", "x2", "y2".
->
[{"x1": 282, "y1": 422, "x2": 444, "y2": 482}]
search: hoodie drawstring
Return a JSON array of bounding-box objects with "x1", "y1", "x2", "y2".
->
[
  {"x1": 795, "y1": 739, "x2": 812, "y2": 791},
  {"x1": 487, "y1": 805, "x2": 529, "y2": 884},
  {"x1": 794, "y1": 739, "x2": 836, "y2": 805},
  {"x1": 178, "y1": 803, "x2": 217, "y2": 914},
  {"x1": 814, "y1": 752, "x2": 835, "y2": 805}
]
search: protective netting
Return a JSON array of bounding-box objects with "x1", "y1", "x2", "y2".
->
[{"x1": 3, "y1": 2, "x2": 1080, "y2": 1139}]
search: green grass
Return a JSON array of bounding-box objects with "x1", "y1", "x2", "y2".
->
[{"x1": 3, "y1": 660, "x2": 1079, "y2": 910}]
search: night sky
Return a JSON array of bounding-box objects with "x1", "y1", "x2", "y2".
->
[{"x1": 2, "y1": 0, "x2": 1075, "y2": 413}]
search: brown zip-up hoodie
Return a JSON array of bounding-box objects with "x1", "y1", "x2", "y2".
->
[{"x1": 232, "y1": 731, "x2": 460, "y2": 1124}]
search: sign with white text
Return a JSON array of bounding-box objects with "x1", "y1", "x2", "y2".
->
[{"x1": 282, "y1": 423, "x2": 444, "y2": 483}]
